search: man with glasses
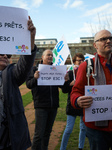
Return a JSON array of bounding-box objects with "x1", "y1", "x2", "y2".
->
[
  {"x1": 71, "y1": 29, "x2": 112, "y2": 150},
  {"x1": 60, "y1": 53, "x2": 86, "y2": 150},
  {"x1": 0, "y1": 16, "x2": 37, "y2": 150}
]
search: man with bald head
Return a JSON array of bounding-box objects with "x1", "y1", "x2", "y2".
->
[
  {"x1": 71, "y1": 29, "x2": 112, "y2": 150},
  {"x1": 26, "y1": 49, "x2": 61, "y2": 150}
]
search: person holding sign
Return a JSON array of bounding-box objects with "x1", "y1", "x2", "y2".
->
[
  {"x1": 71, "y1": 29, "x2": 112, "y2": 150},
  {"x1": 26, "y1": 49, "x2": 63, "y2": 150},
  {"x1": 0, "y1": 16, "x2": 37, "y2": 150},
  {"x1": 60, "y1": 53, "x2": 86, "y2": 150}
]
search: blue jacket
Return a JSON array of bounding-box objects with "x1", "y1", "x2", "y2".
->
[{"x1": 2, "y1": 46, "x2": 37, "y2": 150}]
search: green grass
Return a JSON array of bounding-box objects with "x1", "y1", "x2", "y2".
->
[
  {"x1": 55, "y1": 90, "x2": 90, "y2": 150},
  {"x1": 22, "y1": 91, "x2": 33, "y2": 107},
  {"x1": 55, "y1": 89, "x2": 67, "y2": 121},
  {"x1": 22, "y1": 88, "x2": 90, "y2": 150},
  {"x1": 22, "y1": 82, "x2": 26, "y2": 85}
]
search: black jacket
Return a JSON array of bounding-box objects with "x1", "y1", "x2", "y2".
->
[
  {"x1": 62, "y1": 70, "x2": 83, "y2": 116},
  {"x1": 2, "y1": 46, "x2": 37, "y2": 150},
  {"x1": 26, "y1": 64, "x2": 61, "y2": 109}
]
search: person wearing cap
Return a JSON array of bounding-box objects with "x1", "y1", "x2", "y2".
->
[{"x1": 0, "y1": 16, "x2": 37, "y2": 150}]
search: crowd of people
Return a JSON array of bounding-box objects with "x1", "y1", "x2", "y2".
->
[{"x1": 1, "y1": 7, "x2": 112, "y2": 150}]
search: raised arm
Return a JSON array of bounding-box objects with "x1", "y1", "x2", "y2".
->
[{"x1": 27, "y1": 16, "x2": 36, "y2": 50}]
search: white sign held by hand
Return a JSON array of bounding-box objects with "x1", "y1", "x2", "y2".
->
[
  {"x1": 0, "y1": 6, "x2": 31, "y2": 55},
  {"x1": 38, "y1": 64, "x2": 67, "y2": 85}
]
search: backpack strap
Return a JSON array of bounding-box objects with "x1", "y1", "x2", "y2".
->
[{"x1": 86, "y1": 58, "x2": 94, "y2": 86}]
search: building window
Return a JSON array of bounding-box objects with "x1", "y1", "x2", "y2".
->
[
  {"x1": 37, "y1": 42, "x2": 40, "y2": 44},
  {"x1": 43, "y1": 41, "x2": 46, "y2": 44},
  {"x1": 83, "y1": 47, "x2": 86, "y2": 50},
  {"x1": 81, "y1": 40, "x2": 87, "y2": 43},
  {"x1": 89, "y1": 47, "x2": 92, "y2": 50},
  {"x1": 50, "y1": 41, "x2": 53, "y2": 44},
  {"x1": 75, "y1": 49, "x2": 79, "y2": 53},
  {"x1": 89, "y1": 40, "x2": 94, "y2": 43}
]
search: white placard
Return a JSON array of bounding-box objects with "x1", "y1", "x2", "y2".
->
[
  {"x1": 85, "y1": 85, "x2": 112, "y2": 122},
  {"x1": 38, "y1": 64, "x2": 67, "y2": 85},
  {"x1": 0, "y1": 6, "x2": 31, "y2": 55}
]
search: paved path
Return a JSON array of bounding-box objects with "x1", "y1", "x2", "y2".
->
[
  {"x1": 19, "y1": 84, "x2": 66, "y2": 150},
  {"x1": 25, "y1": 102, "x2": 66, "y2": 150}
]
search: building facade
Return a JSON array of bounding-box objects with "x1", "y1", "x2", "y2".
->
[{"x1": 11, "y1": 37, "x2": 96, "y2": 64}]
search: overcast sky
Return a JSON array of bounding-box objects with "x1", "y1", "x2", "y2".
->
[{"x1": 1, "y1": 0, "x2": 112, "y2": 43}]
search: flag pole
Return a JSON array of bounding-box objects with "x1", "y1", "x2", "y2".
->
[{"x1": 69, "y1": 49, "x2": 75, "y2": 80}]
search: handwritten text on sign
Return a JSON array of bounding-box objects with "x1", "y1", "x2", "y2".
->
[
  {"x1": 38, "y1": 64, "x2": 67, "y2": 85},
  {"x1": 0, "y1": 6, "x2": 31, "y2": 55},
  {"x1": 85, "y1": 85, "x2": 112, "y2": 122}
]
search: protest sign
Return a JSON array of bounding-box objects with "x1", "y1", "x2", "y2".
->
[
  {"x1": 0, "y1": 6, "x2": 31, "y2": 55},
  {"x1": 38, "y1": 64, "x2": 67, "y2": 85},
  {"x1": 85, "y1": 85, "x2": 112, "y2": 122},
  {"x1": 53, "y1": 36, "x2": 70, "y2": 66}
]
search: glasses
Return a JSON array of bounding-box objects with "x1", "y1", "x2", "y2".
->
[
  {"x1": 0, "y1": 54, "x2": 12, "y2": 58},
  {"x1": 95, "y1": 36, "x2": 112, "y2": 43},
  {"x1": 76, "y1": 60, "x2": 83, "y2": 62}
]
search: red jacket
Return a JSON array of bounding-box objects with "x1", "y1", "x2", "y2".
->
[{"x1": 70, "y1": 54, "x2": 112, "y2": 131}]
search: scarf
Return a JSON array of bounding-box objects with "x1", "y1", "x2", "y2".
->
[
  {"x1": 94, "y1": 53, "x2": 106, "y2": 85},
  {"x1": 94, "y1": 53, "x2": 108, "y2": 126}
]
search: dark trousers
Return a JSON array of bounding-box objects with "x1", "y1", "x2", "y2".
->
[
  {"x1": 31, "y1": 108, "x2": 57, "y2": 150},
  {"x1": 86, "y1": 126, "x2": 112, "y2": 150}
]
